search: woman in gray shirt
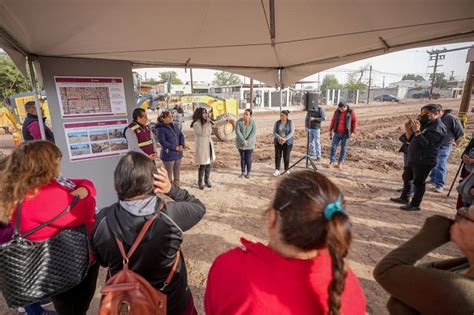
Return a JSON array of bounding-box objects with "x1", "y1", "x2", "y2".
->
[{"x1": 273, "y1": 110, "x2": 295, "y2": 176}]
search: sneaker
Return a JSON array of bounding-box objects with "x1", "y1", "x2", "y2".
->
[
  {"x1": 245, "y1": 173, "x2": 251, "y2": 178},
  {"x1": 273, "y1": 170, "x2": 280, "y2": 177},
  {"x1": 286, "y1": 170, "x2": 291, "y2": 174},
  {"x1": 239, "y1": 173, "x2": 244, "y2": 178},
  {"x1": 400, "y1": 204, "x2": 421, "y2": 211},
  {"x1": 426, "y1": 180, "x2": 436, "y2": 186},
  {"x1": 432, "y1": 187, "x2": 444, "y2": 193}
]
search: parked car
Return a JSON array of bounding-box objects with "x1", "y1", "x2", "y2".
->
[
  {"x1": 412, "y1": 91, "x2": 440, "y2": 99},
  {"x1": 374, "y1": 94, "x2": 401, "y2": 102}
]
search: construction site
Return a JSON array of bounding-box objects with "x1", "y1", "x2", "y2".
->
[{"x1": 0, "y1": 1, "x2": 473, "y2": 314}]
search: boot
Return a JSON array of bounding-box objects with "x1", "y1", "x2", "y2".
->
[
  {"x1": 204, "y1": 164, "x2": 212, "y2": 188},
  {"x1": 173, "y1": 179, "x2": 180, "y2": 187},
  {"x1": 198, "y1": 166, "x2": 205, "y2": 190}
]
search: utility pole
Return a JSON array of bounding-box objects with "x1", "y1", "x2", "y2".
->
[
  {"x1": 459, "y1": 48, "x2": 474, "y2": 128},
  {"x1": 382, "y1": 75, "x2": 385, "y2": 98},
  {"x1": 428, "y1": 50, "x2": 445, "y2": 99},
  {"x1": 366, "y1": 65, "x2": 372, "y2": 104}
]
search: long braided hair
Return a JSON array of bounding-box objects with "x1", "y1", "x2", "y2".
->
[{"x1": 271, "y1": 170, "x2": 352, "y2": 315}]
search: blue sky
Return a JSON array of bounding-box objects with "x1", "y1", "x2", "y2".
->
[{"x1": 136, "y1": 42, "x2": 473, "y2": 88}]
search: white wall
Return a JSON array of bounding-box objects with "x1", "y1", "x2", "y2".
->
[{"x1": 40, "y1": 57, "x2": 136, "y2": 208}]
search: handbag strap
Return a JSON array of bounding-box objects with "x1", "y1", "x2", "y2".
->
[
  {"x1": 14, "y1": 195, "x2": 80, "y2": 238},
  {"x1": 161, "y1": 249, "x2": 180, "y2": 290}
]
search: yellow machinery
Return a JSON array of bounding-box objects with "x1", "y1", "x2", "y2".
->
[
  {"x1": 136, "y1": 94, "x2": 167, "y2": 111},
  {"x1": 0, "y1": 106, "x2": 19, "y2": 133},
  {"x1": 136, "y1": 93, "x2": 240, "y2": 141},
  {"x1": 1, "y1": 93, "x2": 51, "y2": 144},
  {"x1": 179, "y1": 94, "x2": 239, "y2": 141},
  {"x1": 7, "y1": 93, "x2": 51, "y2": 125}
]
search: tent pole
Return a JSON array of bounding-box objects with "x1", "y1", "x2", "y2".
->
[
  {"x1": 27, "y1": 58, "x2": 46, "y2": 140},
  {"x1": 278, "y1": 68, "x2": 283, "y2": 112}
]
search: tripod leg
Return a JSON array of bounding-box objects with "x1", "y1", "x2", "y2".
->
[
  {"x1": 284, "y1": 155, "x2": 307, "y2": 173},
  {"x1": 308, "y1": 156, "x2": 318, "y2": 172}
]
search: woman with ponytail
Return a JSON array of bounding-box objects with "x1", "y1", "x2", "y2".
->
[{"x1": 204, "y1": 170, "x2": 365, "y2": 315}]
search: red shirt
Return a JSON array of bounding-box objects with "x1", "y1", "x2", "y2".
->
[
  {"x1": 329, "y1": 110, "x2": 357, "y2": 134},
  {"x1": 205, "y1": 238, "x2": 366, "y2": 315},
  {"x1": 10, "y1": 179, "x2": 96, "y2": 241}
]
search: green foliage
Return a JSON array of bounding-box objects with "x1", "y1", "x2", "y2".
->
[
  {"x1": 344, "y1": 73, "x2": 367, "y2": 91},
  {"x1": 0, "y1": 55, "x2": 30, "y2": 102},
  {"x1": 429, "y1": 72, "x2": 448, "y2": 89},
  {"x1": 159, "y1": 71, "x2": 183, "y2": 85},
  {"x1": 212, "y1": 71, "x2": 242, "y2": 86},
  {"x1": 320, "y1": 74, "x2": 342, "y2": 93},
  {"x1": 402, "y1": 74, "x2": 425, "y2": 81}
]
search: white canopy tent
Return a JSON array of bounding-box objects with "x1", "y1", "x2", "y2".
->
[{"x1": 0, "y1": 0, "x2": 473, "y2": 86}]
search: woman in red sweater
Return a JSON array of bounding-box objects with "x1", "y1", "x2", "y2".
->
[
  {"x1": 0, "y1": 141, "x2": 98, "y2": 315},
  {"x1": 205, "y1": 170, "x2": 365, "y2": 315}
]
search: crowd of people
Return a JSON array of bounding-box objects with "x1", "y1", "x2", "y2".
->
[{"x1": 0, "y1": 100, "x2": 472, "y2": 315}]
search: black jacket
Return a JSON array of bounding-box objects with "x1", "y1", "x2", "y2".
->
[
  {"x1": 406, "y1": 118, "x2": 447, "y2": 166},
  {"x1": 440, "y1": 112, "x2": 464, "y2": 147},
  {"x1": 305, "y1": 107, "x2": 326, "y2": 129},
  {"x1": 91, "y1": 186, "x2": 205, "y2": 315},
  {"x1": 22, "y1": 113, "x2": 55, "y2": 142}
]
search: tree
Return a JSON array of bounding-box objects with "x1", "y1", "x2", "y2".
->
[
  {"x1": 159, "y1": 71, "x2": 183, "y2": 84},
  {"x1": 0, "y1": 55, "x2": 30, "y2": 102},
  {"x1": 344, "y1": 73, "x2": 367, "y2": 91},
  {"x1": 402, "y1": 74, "x2": 425, "y2": 81},
  {"x1": 429, "y1": 72, "x2": 448, "y2": 89},
  {"x1": 212, "y1": 71, "x2": 242, "y2": 86},
  {"x1": 320, "y1": 74, "x2": 341, "y2": 94}
]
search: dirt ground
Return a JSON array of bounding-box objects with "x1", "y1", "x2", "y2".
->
[{"x1": 0, "y1": 99, "x2": 471, "y2": 314}]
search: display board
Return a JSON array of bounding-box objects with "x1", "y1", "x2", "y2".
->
[
  {"x1": 64, "y1": 119, "x2": 129, "y2": 162},
  {"x1": 55, "y1": 77, "x2": 127, "y2": 118}
]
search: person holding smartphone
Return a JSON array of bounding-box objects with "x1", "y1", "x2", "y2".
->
[{"x1": 390, "y1": 104, "x2": 447, "y2": 211}]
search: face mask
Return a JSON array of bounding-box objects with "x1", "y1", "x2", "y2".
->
[{"x1": 419, "y1": 115, "x2": 430, "y2": 126}]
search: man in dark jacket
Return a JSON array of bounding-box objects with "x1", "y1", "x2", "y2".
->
[
  {"x1": 327, "y1": 101, "x2": 357, "y2": 169},
  {"x1": 305, "y1": 104, "x2": 326, "y2": 161},
  {"x1": 429, "y1": 107, "x2": 464, "y2": 193},
  {"x1": 391, "y1": 104, "x2": 447, "y2": 211},
  {"x1": 22, "y1": 101, "x2": 55, "y2": 142}
]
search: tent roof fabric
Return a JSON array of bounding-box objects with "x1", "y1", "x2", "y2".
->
[{"x1": 0, "y1": 0, "x2": 473, "y2": 85}]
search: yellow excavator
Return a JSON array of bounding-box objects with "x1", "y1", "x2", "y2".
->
[
  {"x1": 178, "y1": 94, "x2": 239, "y2": 142},
  {"x1": 1, "y1": 93, "x2": 51, "y2": 145},
  {"x1": 137, "y1": 93, "x2": 240, "y2": 141}
]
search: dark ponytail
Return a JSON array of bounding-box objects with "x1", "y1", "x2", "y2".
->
[
  {"x1": 271, "y1": 170, "x2": 352, "y2": 315},
  {"x1": 326, "y1": 212, "x2": 351, "y2": 315}
]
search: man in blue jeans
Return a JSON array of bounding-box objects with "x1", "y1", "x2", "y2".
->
[
  {"x1": 327, "y1": 101, "x2": 357, "y2": 169},
  {"x1": 305, "y1": 105, "x2": 326, "y2": 161},
  {"x1": 429, "y1": 107, "x2": 464, "y2": 192}
]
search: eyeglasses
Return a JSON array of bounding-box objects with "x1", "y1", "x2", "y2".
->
[{"x1": 455, "y1": 209, "x2": 474, "y2": 223}]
